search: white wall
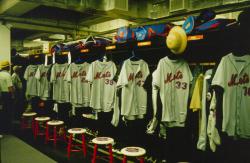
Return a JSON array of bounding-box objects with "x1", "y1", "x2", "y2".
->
[{"x1": 0, "y1": 24, "x2": 11, "y2": 62}]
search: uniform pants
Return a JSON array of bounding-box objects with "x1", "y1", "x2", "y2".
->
[
  {"x1": 0, "y1": 93, "x2": 12, "y2": 133},
  {"x1": 57, "y1": 103, "x2": 71, "y2": 127},
  {"x1": 97, "y1": 111, "x2": 114, "y2": 137},
  {"x1": 123, "y1": 119, "x2": 146, "y2": 146}
]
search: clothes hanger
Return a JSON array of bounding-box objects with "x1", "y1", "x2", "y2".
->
[{"x1": 129, "y1": 49, "x2": 140, "y2": 61}]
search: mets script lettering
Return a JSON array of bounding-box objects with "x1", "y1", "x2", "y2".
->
[
  {"x1": 28, "y1": 72, "x2": 35, "y2": 77},
  {"x1": 94, "y1": 71, "x2": 111, "y2": 79},
  {"x1": 164, "y1": 71, "x2": 183, "y2": 84},
  {"x1": 228, "y1": 73, "x2": 249, "y2": 87},
  {"x1": 56, "y1": 71, "x2": 66, "y2": 78},
  {"x1": 71, "y1": 71, "x2": 87, "y2": 78},
  {"x1": 41, "y1": 72, "x2": 47, "y2": 78},
  {"x1": 128, "y1": 71, "x2": 143, "y2": 81}
]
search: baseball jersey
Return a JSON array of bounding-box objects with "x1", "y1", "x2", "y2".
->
[
  {"x1": 212, "y1": 53, "x2": 250, "y2": 138},
  {"x1": 50, "y1": 63, "x2": 70, "y2": 103},
  {"x1": 35, "y1": 64, "x2": 52, "y2": 100},
  {"x1": 65, "y1": 62, "x2": 91, "y2": 107},
  {"x1": 24, "y1": 65, "x2": 39, "y2": 96},
  {"x1": 86, "y1": 60, "x2": 117, "y2": 112},
  {"x1": 152, "y1": 56, "x2": 193, "y2": 127},
  {"x1": 117, "y1": 59, "x2": 150, "y2": 119}
]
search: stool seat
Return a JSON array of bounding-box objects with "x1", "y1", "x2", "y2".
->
[
  {"x1": 92, "y1": 137, "x2": 114, "y2": 145},
  {"x1": 121, "y1": 147, "x2": 146, "y2": 157},
  {"x1": 68, "y1": 128, "x2": 86, "y2": 134},
  {"x1": 22, "y1": 112, "x2": 37, "y2": 117},
  {"x1": 47, "y1": 120, "x2": 64, "y2": 126},
  {"x1": 35, "y1": 117, "x2": 50, "y2": 121}
]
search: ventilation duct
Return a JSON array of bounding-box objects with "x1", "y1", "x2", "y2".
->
[
  {"x1": 169, "y1": 0, "x2": 188, "y2": 13},
  {"x1": 190, "y1": 0, "x2": 220, "y2": 10}
]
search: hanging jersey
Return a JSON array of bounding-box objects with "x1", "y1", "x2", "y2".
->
[
  {"x1": 50, "y1": 63, "x2": 70, "y2": 103},
  {"x1": 86, "y1": 60, "x2": 117, "y2": 112},
  {"x1": 152, "y1": 56, "x2": 193, "y2": 127},
  {"x1": 117, "y1": 59, "x2": 150, "y2": 119},
  {"x1": 24, "y1": 65, "x2": 39, "y2": 97},
  {"x1": 35, "y1": 64, "x2": 52, "y2": 100},
  {"x1": 65, "y1": 62, "x2": 91, "y2": 107},
  {"x1": 212, "y1": 53, "x2": 250, "y2": 138}
]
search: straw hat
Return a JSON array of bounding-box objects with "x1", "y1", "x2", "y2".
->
[
  {"x1": 166, "y1": 26, "x2": 187, "y2": 55},
  {"x1": 0, "y1": 60, "x2": 10, "y2": 69}
]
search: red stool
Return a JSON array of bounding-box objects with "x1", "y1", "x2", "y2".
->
[
  {"x1": 45, "y1": 120, "x2": 66, "y2": 147},
  {"x1": 91, "y1": 137, "x2": 114, "y2": 163},
  {"x1": 67, "y1": 128, "x2": 87, "y2": 159},
  {"x1": 34, "y1": 116, "x2": 50, "y2": 140},
  {"x1": 21, "y1": 112, "x2": 37, "y2": 134},
  {"x1": 121, "y1": 147, "x2": 146, "y2": 163}
]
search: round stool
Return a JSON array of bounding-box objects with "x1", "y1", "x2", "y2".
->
[
  {"x1": 121, "y1": 147, "x2": 146, "y2": 163},
  {"x1": 21, "y1": 112, "x2": 37, "y2": 134},
  {"x1": 91, "y1": 137, "x2": 114, "y2": 163},
  {"x1": 67, "y1": 128, "x2": 87, "y2": 159},
  {"x1": 45, "y1": 120, "x2": 66, "y2": 147},
  {"x1": 34, "y1": 116, "x2": 50, "y2": 140}
]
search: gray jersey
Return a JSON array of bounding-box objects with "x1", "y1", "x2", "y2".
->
[
  {"x1": 152, "y1": 56, "x2": 193, "y2": 127},
  {"x1": 117, "y1": 59, "x2": 149, "y2": 119},
  {"x1": 50, "y1": 63, "x2": 70, "y2": 103},
  {"x1": 212, "y1": 53, "x2": 250, "y2": 138},
  {"x1": 35, "y1": 64, "x2": 52, "y2": 100},
  {"x1": 86, "y1": 60, "x2": 117, "y2": 112},
  {"x1": 24, "y1": 65, "x2": 39, "y2": 97},
  {"x1": 65, "y1": 63, "x2": 90, "y2": 107}
]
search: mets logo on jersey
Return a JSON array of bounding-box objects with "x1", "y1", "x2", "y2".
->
[
  {"x1": 128, "y1": 71, "x2": 143, "y2": 81},
  {"x1": 228, "y1": 73, "x2": 249, "y2": 87},
  {"x1": 94, "y1": 71, "x2": 111, "y2": 79}
]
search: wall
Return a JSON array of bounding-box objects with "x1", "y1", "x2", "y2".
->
[{"x1": 0, "y1": 24, "x2": 11, "y2": 62}]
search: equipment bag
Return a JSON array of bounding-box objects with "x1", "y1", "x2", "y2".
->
[
  {"x1": 116, "y1": 26, "x2": 135, "y2": 43},
  {"x1": 194, "y1": 19, "x2": 236, "y2": 33}
]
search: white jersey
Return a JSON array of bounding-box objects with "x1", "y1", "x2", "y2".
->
[
  {"x1": 65, "y1": 62, "x2": 91, "y2": 107},
  {"x1": 212, "y1": 53, "x2": 250, "y2": 138},
  {"x1": 24, "y1": 65, "x2": 39, "y2": 96},
  {"x1": 117, "y1": 59, "x2": 149, "y2": 119},
  {"x1": 35, "y1": 64, "x2": 52, "y2": 100},
  {"x1": 86, "y1": 60, "x2": 117, "y2": 112},
  {"x1": 50, "y1": 63, "x2": 70, "y2": 103},
  {"x1": 152, "y1": 56, "x2": 193, "y2": 127},
  {"x1": 0, "y1": 70, "x2": 13, "y2": 92}
]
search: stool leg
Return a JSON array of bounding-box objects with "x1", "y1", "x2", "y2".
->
[
  {"x1": 34, "y1": 121, "x2": 38, "y2": 139},
  {"x1": 31, "y1": 117, "x2": 35, "y2": 135},
  {"x1": 45, "y1": 123, "x2": 49, "y2": 144},
  {"x1": 21, "y1": 117, "x2": 25, "y2": 129},
  {"x1": 139, "y1": 157, "x2": 144, "y2": 163},
  {"x1": 108, "y1": 144, "x2": 113, "y2": 163},
  {"x1": 67, "y1": 134, "x2": 73, "y2": 159},
  {"x1": 81, "y1": 134, "x2": 87, "y2": 157},
  {"x1": 92, "y1": 144, "x2": 98, "y2": 163},
  {"x1": 63, "y1": 127, "x2": 66, "y2": 142},
  {"x1": 53, "y1": 126, "x2": 57, "y2": 147},
  {"x1": 122, "y1": 155, "x2": 127, "y2": 163}
]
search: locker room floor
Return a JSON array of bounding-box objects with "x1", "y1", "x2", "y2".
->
[{"x1": 4, "y1": 122, "x2": 119, "y2": 163}]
